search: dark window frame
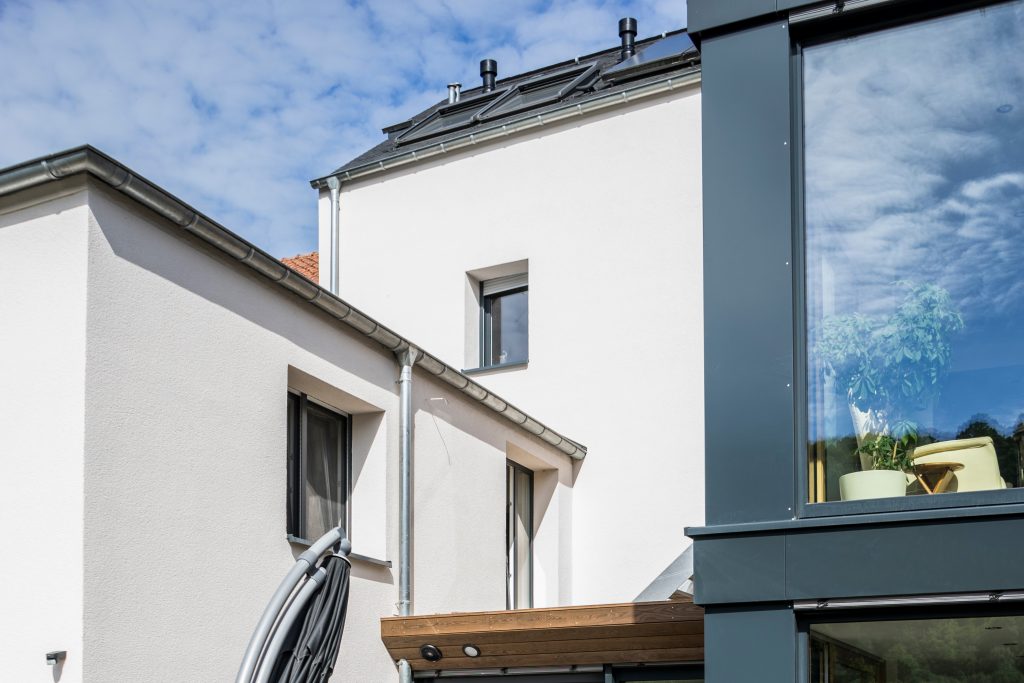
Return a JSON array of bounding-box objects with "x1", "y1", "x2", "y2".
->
[
  {"x1": 482, "y1": 281, "x2": 529, "y2": 369},
  {"x1": 791, "y1": 0, "x2": 1024, "y2": 519},
  {"x1": 287, "y1": 391, "x2": 352, "y2": 544}
]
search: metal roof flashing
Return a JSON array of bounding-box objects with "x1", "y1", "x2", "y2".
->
[
  {"x1": 0, "y1": 145, "x2": 587, "y2": 460},
  {"x1": 311, "y1": 66, "x2": 700, "y2": 189},
  {"x1": 311, "y1": 28, "x2": 700, "y2": 189}
]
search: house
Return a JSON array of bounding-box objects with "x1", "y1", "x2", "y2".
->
[
  {"x1": 19, "y1": 2, "x2": 1022, "y2": 679},
  {"x1": 310, "y1": 17, "x2": 705, "y2": 611},
  {"x1": 0, "y1": 147, "x2": 586, "y2": 681},
  {"x1": 687, "y1": 0, "x2": 1024, "y2": 680}
]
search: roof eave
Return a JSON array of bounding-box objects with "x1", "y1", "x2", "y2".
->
[{"x1": 0, "y1": 145, "x2": 586, "y2": 459}]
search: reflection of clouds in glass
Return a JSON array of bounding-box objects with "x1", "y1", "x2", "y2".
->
[
  {"x1": 805, "y1": 2, "x2": 1024, "y2": 444},
  {"x1": 804, "y1": 1, "x2": 1024, "y2": 323}
]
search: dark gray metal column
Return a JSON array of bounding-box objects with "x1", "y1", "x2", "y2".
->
[
  {"x1": 704, "y1": 605, "x2": 797, "y2": 682},
  {"x1": 702, "y1": 19, "x2": 796, "y2": 527}
]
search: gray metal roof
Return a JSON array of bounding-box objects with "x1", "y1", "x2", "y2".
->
[{"x1": 312, "y1": 28, "x2": 699, "y2": 186}]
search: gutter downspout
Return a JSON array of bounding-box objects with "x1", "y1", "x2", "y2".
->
[
  {"x1": 326, "y1": 175, "x2": 341, "y2": 294},
  {"x1": 396, "y1": 346, "x2": 419, "y2": 683}
]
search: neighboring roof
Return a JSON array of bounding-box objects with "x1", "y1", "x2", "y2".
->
[
  {"x1": 281, "y1": 251, "x2": 318, "y2": 282},
  {"x1": 0, "y1": 146, "x2": 586, "y2": 459},
  {"x1": 311, "y1": 28, "x2": 700, "y2": 187}
]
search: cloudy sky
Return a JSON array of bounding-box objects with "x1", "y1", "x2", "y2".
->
[{"x1": 0, "y1": 0, "x2": 686, "y2": 257}]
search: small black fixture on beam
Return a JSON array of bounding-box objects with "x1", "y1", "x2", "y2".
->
[
  {"x1": 480, "y1": 59, "x2": 498, "y2": 92},
  {"x1": 420, "y1": 644, "x2": 443, "y2": 662}
]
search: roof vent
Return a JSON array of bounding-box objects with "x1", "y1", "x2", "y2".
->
[
  {"x1": 480, "y1": 59, "x2": 498, "y2": 92},
  {"x1": 447, "y1": 82, "x2": 461, "y2": 104},
  {"x1": 619, "y1": 17, "x2": 638, "y2": 61}
]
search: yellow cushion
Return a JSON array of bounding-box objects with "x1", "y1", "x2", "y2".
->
[
  {"x1": 911, "y1": 436, "x2": 1004, "y2": 492},
  {"x1": 912, "y1": 436, "x2": 993, "y2": 459}
]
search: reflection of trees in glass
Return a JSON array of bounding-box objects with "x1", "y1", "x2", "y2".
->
[
  {"x1": 816, "y1": 281, "x2": 964, "y2": 439},
  {"x1": 957, "y1": 414, "x2": 1021, "y2": 487},
  {"x1": 881, "y1": 617, "x2": 1024, "y2": 682}
]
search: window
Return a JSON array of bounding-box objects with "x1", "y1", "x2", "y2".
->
[
  {"x1": 396, "y1": 89, "x2": 507, "y2": 145},
  {"x1": 506, "y1": 461, "x2": 533, "y2": 609},
  {"x1": 809, "y1": 613, "x2": 1024, "y2": 682},
  {"x1": 802, "y1": 1, "x2": 1024, "y2": 503},
  {"x1": 287, "y1": 393, "x2": 349, "y2": 542},
  {"x1": 476, "y1": 63, "x2": 597, "y2": 122},
  {"x1": 482, "y1": 274, "x2": 528, "y2": 367}
]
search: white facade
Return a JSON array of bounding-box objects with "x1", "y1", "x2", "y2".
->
[
  {"x1": 0, "y1": 183, "x2": 89, "y2": 683},
  {"x1": 0, "y1": 176, "x2": 575, "y2": 682},
  {"x1": 319, "y1": 82, "x2": 705, "y2": 604}
]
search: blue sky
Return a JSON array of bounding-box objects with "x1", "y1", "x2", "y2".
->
[{"x1": 0, "y1": 0, "x2": 686, "y2": 257}]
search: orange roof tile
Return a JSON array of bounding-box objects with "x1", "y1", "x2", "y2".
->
[{"x1": 281, "y1": 251, "x2": 319, "y2": 283}]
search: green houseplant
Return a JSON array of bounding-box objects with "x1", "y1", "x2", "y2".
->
[
  {"x1": 817, "y1": 282, "x2": 963, "y2": 500},
  {"x1": 855, "y1": 429, "x2": 917, "y2": 471},
  {"x1": 839, "y1": 427, "x2": 919, "y2": 501},
  {"x1": 818, "y1": 281, "x2": 964, "y2": 442}
]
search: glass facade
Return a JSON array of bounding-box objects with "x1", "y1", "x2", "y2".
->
[
  {"x1": 810, "y1": 614, "x2": 1024, "y2": 682},
  {"x1": 803, "y1": 1, "x2": 1024, "y2": 503}
]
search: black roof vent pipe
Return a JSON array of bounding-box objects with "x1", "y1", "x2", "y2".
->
[
  {"x1": 619, "y1": 17, "x2": 637, "y2": 61},
  {"x1": 480, "y1": 59, "x2": 498, "y2": 92}
]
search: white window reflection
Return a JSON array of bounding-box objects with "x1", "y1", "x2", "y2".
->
[{"x1": 804, "y1": 2, "x2": 1024, "y2": 503}]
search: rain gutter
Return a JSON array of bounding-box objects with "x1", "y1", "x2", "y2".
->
[
  {"x1": 310, "y1": 68, "x2": 701, "y2": 189},
  {"x1": 0, "y1": 146, "x2": 586, "y2": 460}
]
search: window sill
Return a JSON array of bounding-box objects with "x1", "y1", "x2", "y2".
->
[
  {"x1": 800, "y1": 486, "x2": 1024, "y2": 519},
  {"x1": 286, "y1": 534, "x2": 392, "y2": 567},
  {"x1": 463, "y1": 360, "x2": 529, "y2": 375},
  {"x1": 687, "y1": 488, "x2": 1024, "y2": 538}
]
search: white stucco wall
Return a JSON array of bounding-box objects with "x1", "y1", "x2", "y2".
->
[
  {"x1": 0, "y1": 182, "x2": 89, "y2": 682},
  {"x1": 72, "y1": 182, "x2": 570, "y2": 681},
  {"x1": 322, "y1": 84, "x2": 705, "y2": 604}
]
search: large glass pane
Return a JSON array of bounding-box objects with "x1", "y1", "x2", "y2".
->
[
  {"x1": 506, "y1": 462, "x2": 533, "y2": 609},
  {"x1": 804, "y1": 2, "x2": 1024, "y2": 503},
  {"x1": 514, "y1": 466, "x2": 532, "y2": 608},
  {"x1": 810, "y1": 615, "x2": 1024, "y2": 682},
  {"x1": 488, "y1": 288, "x2": 528, "y2": 366},
  {"x1": 304, "y1": 405, "x2": 346, "y2": 541}
]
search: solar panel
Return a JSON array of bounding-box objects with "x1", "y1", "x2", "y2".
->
[
  {"x1": 477, "y1": 64, "x2": 598, "y2": 122},
  {"x1": 396, "y1": 89, "x2": 507, "y2": 145},
  {"x1": 602, "y1": 32, "x2": 697, "y2": 82}
]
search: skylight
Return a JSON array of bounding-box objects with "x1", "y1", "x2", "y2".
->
[
  {"x1": 396, "y1": 89, "x2": 508, "y2": 145},
  {"x1": 476, "y1": 63, "x2": 598, "y2": 122},
  {"x1": 602, "y1": 32, "x2": 697, "y2": 83}
]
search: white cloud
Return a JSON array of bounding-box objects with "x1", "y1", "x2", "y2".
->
[
  {"x1": 804, "y1": 0, "x2": 1024, "y2": 322},
  {"x1": 0, "y1": 0, "x2": 686, "y2": 257}
]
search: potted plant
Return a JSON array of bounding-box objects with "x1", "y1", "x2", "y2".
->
[
  {"x1": 839, "y1": 428, "x2": 917, "y2": 501},
  {"x1": 817, "y1": 282, "x2": 964, "y2": 466}
]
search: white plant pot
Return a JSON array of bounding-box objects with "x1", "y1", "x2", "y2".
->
[{"x1": 839, "y1": 469, "x2": 908, "y2": 501}]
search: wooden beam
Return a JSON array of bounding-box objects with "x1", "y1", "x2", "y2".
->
[{"x1": 380, "y1": 600, "x2": 704, "y2": 671}]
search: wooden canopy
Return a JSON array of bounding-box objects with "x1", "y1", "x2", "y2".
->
[{"x1": 380, "y1": 599, "x2": 704, "y2": 672}]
